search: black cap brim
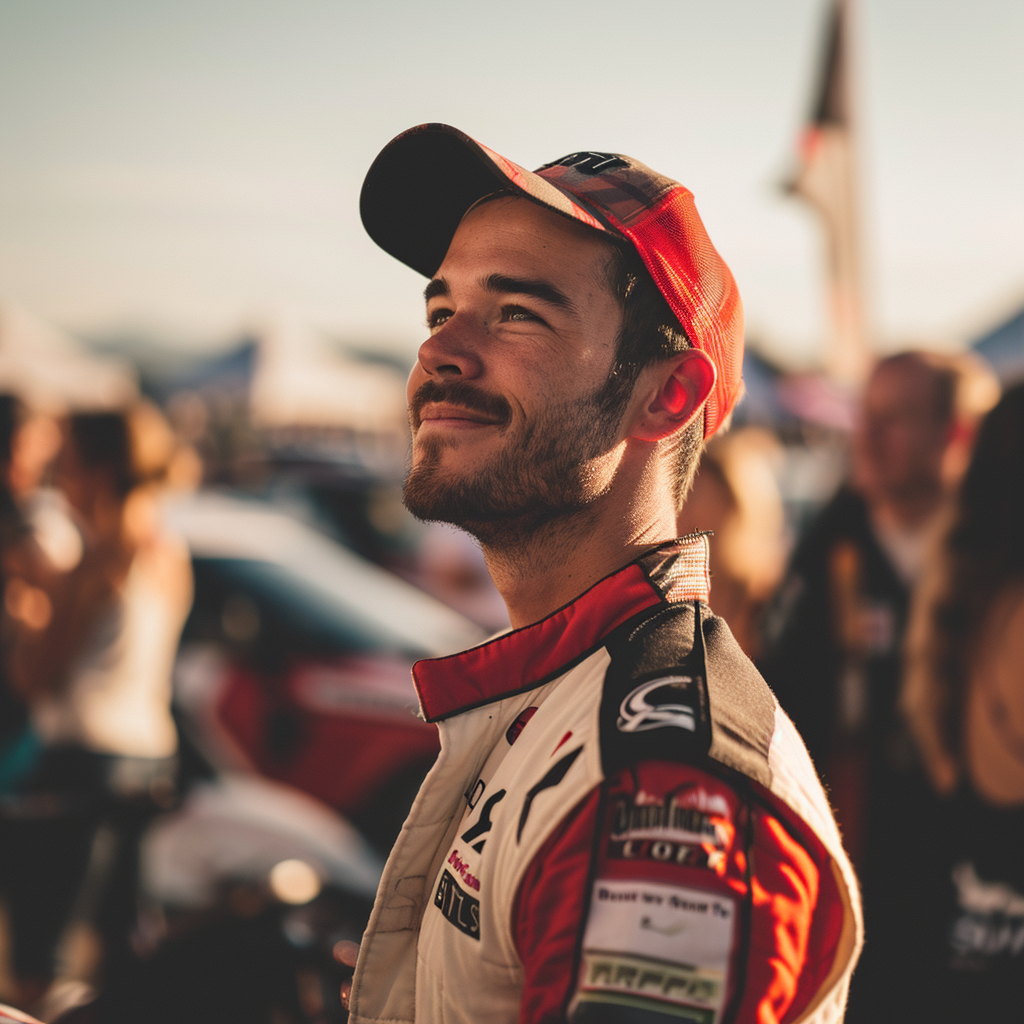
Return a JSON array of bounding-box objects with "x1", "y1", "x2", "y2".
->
[{"x1": 360, "y1": 124, "x2": 513, "y2": 278}]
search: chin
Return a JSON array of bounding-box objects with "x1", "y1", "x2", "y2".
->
[{"x1": 403, "y1": 462, "x2": 475, "y2": 527}]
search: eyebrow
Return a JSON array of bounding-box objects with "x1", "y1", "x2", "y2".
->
[
  {"x1": 424, "y1": 278, "x2": 449, "y2": 302},
  {"x1": 423, "y1": 273, "x2": 579, "y2": 316},
  {"x1": 484, "y1": 274, "x2": 578, "y2": 315}
]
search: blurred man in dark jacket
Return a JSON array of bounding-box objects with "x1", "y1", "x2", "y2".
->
[{"x1": 759, "y1": 350, "x2": 997, "y2": 1020}]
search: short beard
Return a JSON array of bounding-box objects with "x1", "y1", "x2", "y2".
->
[{"x1": 403, "y1": 376, "x2": 629, "y2": 549}]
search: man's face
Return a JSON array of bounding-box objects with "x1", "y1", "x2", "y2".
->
[
  {"x1": 403, "y1": 196, "x2": 629, "y2": 540},
  {"x1": 855, "y1": 359, "x2": 950, "y2": 502}
]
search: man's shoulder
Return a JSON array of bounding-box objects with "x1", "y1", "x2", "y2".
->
[
  {"x1": 0, "y1": 1006, "x2": 42, "y2": 1024},
  {"x1": 598, "y1": 602, "x2": 775, "y2": 789},
  {"x1": 792, "y1": 486, "x2": 872, "y2": 563}
]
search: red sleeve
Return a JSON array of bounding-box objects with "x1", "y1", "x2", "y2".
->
[{"x1": 513, "y1": 761, "x2": 840, "y2": 1024}]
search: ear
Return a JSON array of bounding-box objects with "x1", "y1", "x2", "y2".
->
[{"x1": 630, "y1": 349, "x2": 716, "y2": 442}]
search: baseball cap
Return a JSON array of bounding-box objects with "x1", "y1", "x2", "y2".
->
[{"x1": 360, "y1": 123, "x2": 743, "y2": 438}]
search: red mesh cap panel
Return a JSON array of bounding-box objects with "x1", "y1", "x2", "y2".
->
[
  {"x1": 620, "y1": 190, "x2": 743, "y2": 440},
  {"x1": 534, "y1": 156, "x2": 744, "y2": 439}
]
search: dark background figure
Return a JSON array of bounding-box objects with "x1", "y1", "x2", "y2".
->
[
  {"x1": 0, "y1": 405, "x2": 192, "y2": 1013},
  {"x1": 901, "y1": 382, "x2": 1024, "y2": 1022},
  {"x1": 0, "y1": 395, "x2": 33, "y2": 779},
  {"x1": 0, "y1": 395, "x2": 67, "y2": 791},
  {"x1": 758, "y1": 350, "x2": 997, "y2": 1021},
  {"x1": 676, "y1": 426, "x2": 786, "y2": 659},
  {"x1": 0, "y1": 393, "x2": 38, "y2": 798}
]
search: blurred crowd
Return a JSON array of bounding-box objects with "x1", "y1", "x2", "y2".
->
[
  {"x1": 671, "y1": 346, "x2": 1021, "y2": 1020},
  {"x1": 0, "y1": 339, "x2": 1021, "y2": 1023},
  {"x1": 0, "y1": 400, "x2": 194, "y2": 1016}
]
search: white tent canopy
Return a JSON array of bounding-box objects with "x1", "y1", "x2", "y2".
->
[
  {"x1": 250, "y1": 317, "x2": 407, "y2": 435},
  {"x1": 0, "y1": 301, "x2": 137, "y2": 412}
]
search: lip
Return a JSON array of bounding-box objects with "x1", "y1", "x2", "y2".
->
[{"x1": 416, "y1": 402, "x2": 503, "y2": 429}]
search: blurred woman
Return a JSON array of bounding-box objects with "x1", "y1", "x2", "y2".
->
[
  {"x1": 902, "y1": 381, "x2": 1024, "y2": 1021},
  {"x1": 676, "y1": 426, "x2": 785, "y2": 657},
  {"x1": 2, "y1": 404, "x2": 192, "y2": 1009},
  {"x1": 0, "y1": 395, "x2": 67, "y2": 791}
]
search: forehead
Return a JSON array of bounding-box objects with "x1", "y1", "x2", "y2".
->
[
  {"x1": 867, "y1": 359, "x2": 938, "y2": 407},
  {"x1": 435, "y1": 195, "x2": 616, "y2": 288}
]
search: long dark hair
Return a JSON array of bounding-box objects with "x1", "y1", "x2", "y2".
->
[
  {"x1": 930, "y1": 381, "x2": 1024, "y2": 756},
  {"x1": 68, "y1": 404, "x2": 176, "y2": 498}
]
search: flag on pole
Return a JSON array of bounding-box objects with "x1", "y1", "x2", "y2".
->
[{"x1": 787, "y1": 0, "x2": 871, "y2": 384}]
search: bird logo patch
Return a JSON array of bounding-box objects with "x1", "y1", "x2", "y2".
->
[{"x1": 616, "y1": 676, "x2": 700, "y2": 734}]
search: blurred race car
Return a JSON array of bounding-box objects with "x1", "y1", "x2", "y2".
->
[{"x1": 164, "y1": 491, "x2": 486, "y2": 853}]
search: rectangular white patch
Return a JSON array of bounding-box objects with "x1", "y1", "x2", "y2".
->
[{"x1": 580, "y1": 880, "x2": 735, "y2": 1021}]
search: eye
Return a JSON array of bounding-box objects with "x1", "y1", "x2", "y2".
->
[
  {"x1": 500, "y1": 305, "x2": 547, "y2": 326},
  {"x1": 427, "y1": 307, "x2": 453, "y2": 331}
]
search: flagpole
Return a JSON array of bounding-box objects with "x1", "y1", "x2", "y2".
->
[{"x1": 787, "y1": 0, "x2": 872, "y2": 384}]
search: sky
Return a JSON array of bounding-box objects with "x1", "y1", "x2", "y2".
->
[{"x1": 0, "y1": 0, "x2": 1021, "y2": 366}]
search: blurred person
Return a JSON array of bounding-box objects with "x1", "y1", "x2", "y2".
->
[
  {"x1": 0, "y1": 395, "x2": 36, "y2": 787},
  {"x1": 676, "y1": 427, "x2": 785, "y2": 657},
  {"x1": 900, "y1": 382, "x2": 1024, "y2": 1021},
  {"x1": 759, "y1": 349, "x2": 998, "y2": 1020},
  {"x1": 0, "y1": 396, "x2": 67, "y2": 775},
  {"x1": 338, "y1": 124, "x2": 862, "y2": 1024},
  {"x1": 0, "y1": 404, "x2": 192, "y2": 1010}
]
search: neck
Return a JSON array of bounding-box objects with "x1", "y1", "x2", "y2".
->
[
  {"x1": 476, "y1": 462, "x2": 678, "y2": 629},
  {"x1": 874, "y1": 484, "x2": 943, "y2": 531}
]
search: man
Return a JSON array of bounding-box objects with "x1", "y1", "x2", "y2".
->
[
  {"x1": 759, "y1": 350, "x2": 996, "y2": 1021},
  {"x1": 344, "y1": 124, "x2": 861, "y2": 1024}
]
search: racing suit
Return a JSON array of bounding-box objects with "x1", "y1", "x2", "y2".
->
[{"x1": 349, "y1": 537, "x2": 862, "y2": 1024}]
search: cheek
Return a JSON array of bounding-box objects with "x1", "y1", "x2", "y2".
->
[{"x1": 407, "y1": 365, "x2": 425, "y2": 406}]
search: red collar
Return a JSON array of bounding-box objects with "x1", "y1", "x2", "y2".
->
[{"x1": 413, "y1": 534, "x2": 711, "y2": 722}]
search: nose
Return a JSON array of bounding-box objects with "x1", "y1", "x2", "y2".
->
[{"x1": 415, "y1": 317, "x2": 484, "y2": 380}]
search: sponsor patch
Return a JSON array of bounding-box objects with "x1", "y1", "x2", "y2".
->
[
  {"x1": 434, "y1": 869, "x2": 480, "y2": 940},
  {"x1": 446, "y1": 848, "x2": 480, "y2": 892},
  {"x1": 576, "y1": 952, "x2": 721, "y2": 1023},
  {"x1": 608, "y1": 837, "x2": 716, "y2": 870},
  {"x1": 610, "y1": 787, "x2": 731, "y2": 849},
  {"x1": 581, "y1": 880, "x2": 734, "y2": 1023},
  {"x1": 599, "y1": 605, "x2": 714, "y2": 777},
  {"x1": 617, "y1": 676, "x2": 700, "y2": 734},
  {"x1": 949, "y1": 861, "x2": 1024, "y2": 964}
]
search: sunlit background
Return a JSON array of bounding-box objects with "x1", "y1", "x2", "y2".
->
[
  {"x1": 1, "y1": 0, "x2": 1021, "y2": 364},
  {"x1": 0, "y1": 4, "x2": 1022, "y2": 1021}
]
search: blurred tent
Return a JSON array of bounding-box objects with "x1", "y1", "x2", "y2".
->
[
  {"x1": 250, "y1": 319, "x2": 406, "y2": 438},
  {"x1": 972, "y1": 301, "x2": 1024, "y2": 386},
  {"x1": 120, "y1": 321, "x2": 410, "y2": 487},
  {"x1": 735, "y1": 345, "x2": 857, "y2": 432},
  {"x1": 152, "y1": 338, "x2": 258, "y2": 404},
  {"x1": 136, "y1": 322, "x2": 407, "y2": 438},
  {"x1": 0, "y1": 302, "x2": 137, "y2": 411}
]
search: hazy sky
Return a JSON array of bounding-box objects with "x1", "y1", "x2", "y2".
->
[{"x1": 0, "y1": 0, "x2": 1021, "y2": 365}]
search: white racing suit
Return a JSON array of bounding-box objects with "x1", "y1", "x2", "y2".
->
[{"x1": 349, "y1": 537, "x2": 862, "y2": 1024}]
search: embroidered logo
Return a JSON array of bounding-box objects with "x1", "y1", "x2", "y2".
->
[
  {"x1": 539, "y1": 152, "x2": 629, "y2": 175},
  {"x1": 616, "y1": 676, "x2": 699, "y2": 734},
  {"x1": 434, "y1": 869, "x2": 480, "y2": 940}
]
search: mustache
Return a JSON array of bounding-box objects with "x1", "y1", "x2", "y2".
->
[{"x1": 410, "y1": 379, "x2": 512, "y2": 429}]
